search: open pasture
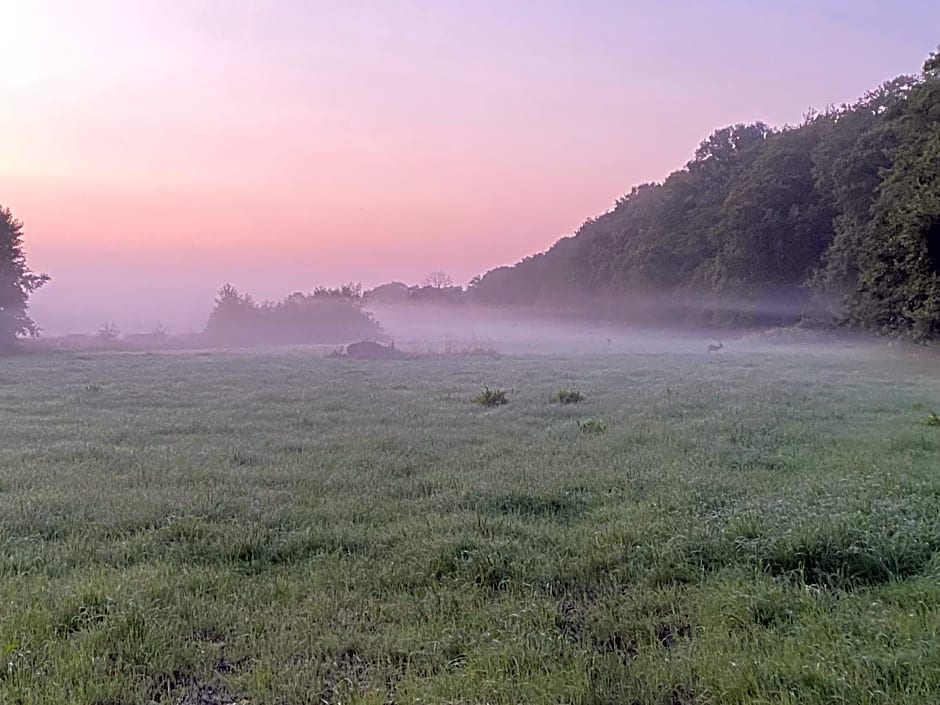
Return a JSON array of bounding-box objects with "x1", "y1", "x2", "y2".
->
[{"x1": 1, "y1": 343, "x2": 940, "y2": 704}]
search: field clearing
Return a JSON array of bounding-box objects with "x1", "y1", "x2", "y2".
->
[{"x1": 2, "y1": 344, "x2": 940, "y2": 704}]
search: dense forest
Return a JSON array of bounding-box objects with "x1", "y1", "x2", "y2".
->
[{"x1": 469, "y1": 49, "x2": 940, "y2": 339}]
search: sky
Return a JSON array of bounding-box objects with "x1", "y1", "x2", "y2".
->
[{"x1": 1, "y1": 0, "x2": 939, "y2": 334}]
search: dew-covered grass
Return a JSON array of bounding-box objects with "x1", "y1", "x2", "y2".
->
[{"x1": 1, "y1": 344, "x2": 939, "y2": 704}]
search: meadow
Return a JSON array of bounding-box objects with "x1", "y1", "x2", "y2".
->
[{"x1": 1, "y1": 341, "x2": 940, "y2": 704}]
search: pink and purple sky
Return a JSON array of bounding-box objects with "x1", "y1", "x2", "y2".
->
[{"x1": 1, "y1": 1, "x2": 938, "y2": 333}]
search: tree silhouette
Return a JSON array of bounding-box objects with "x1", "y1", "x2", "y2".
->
[
  {"x1": 422, "y1": 271, "x2": 453, "y2": 288},
  {"x1": 0, "y1": 205, "x2": 50, "y2": 347}
]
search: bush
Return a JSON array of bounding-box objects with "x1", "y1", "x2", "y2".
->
[
  {"x1": 473, "y1": 387, "x2": 508, "y2": 407},
  {"x1": 577, "y1": 419, "x2": 607, "y2": 434},
  {"x1": 556, "y1": 389, "x2": 585, "y2": 404},
  {"x1": 925, "y1": 412, "x2": 940, "y2": 427},
  {"x1": 204, "y1": 283, "x2": 381, "y2": 347}
]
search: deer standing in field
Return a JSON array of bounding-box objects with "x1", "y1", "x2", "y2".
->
[{"x1": 707, "y1": 341, "x2": 723, "y2": 353}]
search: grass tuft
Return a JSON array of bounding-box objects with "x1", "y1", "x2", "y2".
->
[
  {"x1": 472, "y1": 386, "x2": 508, "y2": 407},
  {"x1": 577, "y1": 419, "x2": 607, "y2": 434},
  {"x1": 555, "y1": 389, "x2": 585, "y2": 404}
]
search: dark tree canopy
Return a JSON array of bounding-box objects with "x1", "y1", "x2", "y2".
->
[
  {"x1": 204, "y1": 283, "x2": 381, "y2": 347},
  {"x1": 0, "y1": 205, "x2": 49, "y2": 347},
  {"x1": 467, "y1": 46, "x2": 940, "y2": 339}
]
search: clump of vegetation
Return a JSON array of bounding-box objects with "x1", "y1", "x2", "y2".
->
[
  {"x1": 0, "y1": 205, "x2": 49, "y2": 348},
  {"x1": 556, "y1": 389, "x2": 585, "y2": 404},
  {"x1": 925, "y1": 412, "x2": 940, "y2": 427},
  {"x1": 230, "y1": 450, "x2": 259, "y2": 466},
  {"x1": 473, "y1": 387, "x2": 508, "y2": 407},
  {"x1": 577, "y1": 419, "x2": 607, "y2": 434},
  {"x1": 204, "y1": 282, "x2": 381, "y2": 347},
  {"x1": 96, "y1": 322, "x2": 121, "y2": 341}
]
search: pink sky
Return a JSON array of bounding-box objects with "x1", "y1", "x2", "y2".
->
[{"x1": 1, "y1": 1, "x2": 938, "y2": 333}]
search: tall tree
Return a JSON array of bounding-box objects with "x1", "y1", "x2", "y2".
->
[
  {"x1": 0, "y1": 205, "x2": 50, "y2": 347},
  {"x1": 422, "y1": 271, "x2": 454, "y2": 288}
]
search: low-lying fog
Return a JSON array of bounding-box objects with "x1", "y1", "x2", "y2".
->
[
  {"x1": 27, "y1": 285, "x2": 906, "y2": 361},
  {"x1": 366, "y1": 304, "x2": 881, "y2": 357}
]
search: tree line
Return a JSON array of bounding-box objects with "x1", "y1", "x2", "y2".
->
[
  {"x1": 203, "y1": 283, "x2": 380, "y2": 346},
  {"x1": 2, "y1": 47, "x2": 939, "y2": 346},
  {"x1": 468, "y1": 48, "x2": 940, "y2": 338}
]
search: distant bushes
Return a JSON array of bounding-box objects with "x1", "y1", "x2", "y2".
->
[
  {"x1": 556, "y1": 389, "x2": 585, "y2": 404},
  {"x1": 472, "y1": 387, "x2": 508, "y2": 407},
  {"x1": 204, "y1": 283, "x2": 381, "y2": 347},
  {"x1": 577, "y1": 419, "x2": 607, "y2": 434}
]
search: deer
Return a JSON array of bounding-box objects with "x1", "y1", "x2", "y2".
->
[{"x1": 707, "y1": 341, "x2": 723, "y2": 353}]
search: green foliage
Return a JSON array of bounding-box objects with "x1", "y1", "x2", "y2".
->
[
  {"x1": 925, "y1": 412, "x2": 940, "y2": 427},
  {"x1": 466, "y1": 48, "x2": 940, "y2": 338},
  {"x1": 0, "y1": 205, "x2": 50, "y2": 347},
  {"x1": 472, "y1": 386, "x2": 508, "y2": 407},
  {"x1": 577, "y1": 419, "x2": 607, "y2": 434},
  {"x1": 555, "y1": 389, "x2": 585, "y2": 404}
]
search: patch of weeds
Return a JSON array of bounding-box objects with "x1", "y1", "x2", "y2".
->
[
  {"x1": 431, "y1": 540, "x2": 516, "y2": 590},
  {"x1": 594, "y1": 632, "x2": 639, "y2": 661},
  {"x1": 656, "y1": 621, "x2": 692, "y2": 648},
  {"x1": 54, "y1": 593, "x2": 116, "y2": 636},
  {"x1": 750, "y1": 594, "x2": 797, "y2": 628},
  {"x1": 670, "y1": 685, "x2": 700, "y2": 705},
  {"x1": 318, "y1": 648, "x2": 406, "y2": 705},
  {"x1": 578, "y1": 419, "x2": 607, "y2": 435},
  {"x1": 556, "y1": 389, "x2": 585, "y2": 404},
  {"x1": 178, "y1": 683, "x2": 241, "y2": 705},
  {"x1": 229, "y1": 450, "x2": 259, "y2": 466},
  {"x1": 477, "y1": 492, "x2": 584, "y2": 521},
  {"x1": 757, "y1": 529, "x2": 938, "y2": 589},
  {"x1": 0, "y1": 642, "x2": 32, "y2": 683},
  {"x1": 924, "y1": 412, "x2": 940, "y2": 427},
  {"x1": 472, "y1": 386, "x2": 508, "y2": 407}
]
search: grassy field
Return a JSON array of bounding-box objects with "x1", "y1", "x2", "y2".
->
[{"x1": 2, "y1": 343, "x2": 940, "y2": 704}]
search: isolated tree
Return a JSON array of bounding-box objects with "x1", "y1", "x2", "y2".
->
[
  {"x1": 97, "y1": 322, "x2": 121, "y2": 340},
  {"x1": 422, "y1": 270, "x2": 453, "y2": 288},
  {"x1": 0, "y1": 205, "x2": 50, "y2": 347}
]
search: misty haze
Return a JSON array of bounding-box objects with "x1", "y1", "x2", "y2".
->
[{"x1": 3, "y1": 3, "x2": 940, "y2": 705}]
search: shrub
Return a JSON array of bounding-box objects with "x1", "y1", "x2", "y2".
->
[
  {"x1": 473, "y1": 387, "x2": 508, "y2": 407},
  {"x1": 577, "y1": 419, "x2": 607, "y2": 434},
  {"x1": 925, "y1": 412, "x2": 940, "y2": 427},
  {"x1": 556, "y1": 389, "x2": 585, "y2": 404},
  {"x1": 97, "y1": 322, "x2": 121, "y2": 340}
]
